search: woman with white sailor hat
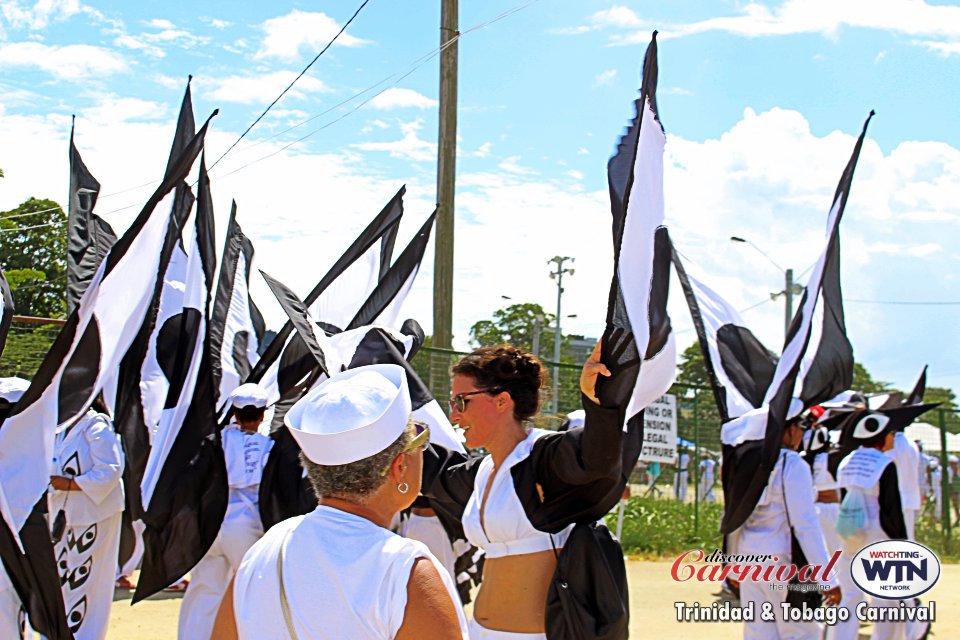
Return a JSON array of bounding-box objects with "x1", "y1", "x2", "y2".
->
[
  {"x1": 178, "y1": 382, "x2": 274, "y2": 640},
  {"x1": 214, "y1": 363, "x2": 467, "y2": 639}
]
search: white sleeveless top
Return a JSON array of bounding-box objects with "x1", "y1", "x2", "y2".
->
[
  {"x1": 812, "y1": 452, "x2": 838, "y2": 491},
  {"x1": 462, "y1": 429, "x2": 573, "y2": 559},
  {"x1": 234, "y1": 506, "x2": 468, "y2": 639},
  {"x1": 223, "y1": 427, "x2": 273, "y2": 516}
]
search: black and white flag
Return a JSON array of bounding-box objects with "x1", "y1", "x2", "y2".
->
[
  {"x1": 0, "y1": 113, "x2": 211, "y2": 539},
  {"x1": 134, "y1": 156, "x2": 225, "y2": 602},
  {"x1": 720, "y1": 113, "x2": 870, "y2": 533},
  {"x1": 904, "y1": 365, "x2": 927, "y2": 406},
  {"x1": 210, "y1": 202, "x2": 266, "y2": 411},
  {"x1": 605, "y1": 31, "x2": 676, "y2": 423},
  {"x1": 248, "y1": 187, "x2": 405, "y2": 403},
  {"x1": 0, "y1": 265, "x2": 12, "y2": 358},
  {"x1": 67, "y1": 118, "x2": 118, "y2": 315},
  {"x1": 672, "y1": 246, "x2": 777, "y2": 424}
]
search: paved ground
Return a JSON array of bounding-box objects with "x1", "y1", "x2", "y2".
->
[{"x1": 106, "y1": 560, "x2": 960, "y2": 638}]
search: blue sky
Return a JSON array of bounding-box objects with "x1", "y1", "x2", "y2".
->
[{"x1": 1, "y1": 0, "x2": 958, "y2": 393}]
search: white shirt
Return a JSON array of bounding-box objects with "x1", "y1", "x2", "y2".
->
[
  {"x1": 462, "y1": 429, "x2": 573, "y2": 559},
  {"x1": 699, "y1": 459, "x2": 716, "y2": 479},
  {"x1": 811, "y1": 452, "x2": 838, "y2": 491},
  {"x1": 886, "y1": 432, "x2": 921, "y2": 510},
  {"x1": 49, "y1": 411, "x2": 125, "y2": 526},
  {"x1": 234, "y1": 506, "x2": 468, "y2": 639},
  {"x1": 676, "y1": 453, "x2": 690, "y2": 473},
  {"x1": 729, "y1": 450, "x2": 837, "y2": 586}
]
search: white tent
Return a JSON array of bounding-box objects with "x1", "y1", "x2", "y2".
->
[{"x1": 904, "y1": 422, "x2": 960, "y2": 454}]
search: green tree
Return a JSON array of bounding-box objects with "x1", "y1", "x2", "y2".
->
[
  {"x1": 851, "y1": 362, "x2": 893, "y2": 394},
  {"x1": 672, "y1": 342, "x2": 723, "y2": 448},
  {"x1": 0, "y1": 197, "x2": 67, "y2": 318},
  {"x1": 469, "y1": 303, "x2": 564, "y2": 359}
]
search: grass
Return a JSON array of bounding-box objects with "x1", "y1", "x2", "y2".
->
[{"x1": 608, "y1": 495, "x2": 960, "y2": 563}]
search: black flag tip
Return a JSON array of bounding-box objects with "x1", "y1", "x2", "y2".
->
[
  {"x1": 211, "y1": 108, "x2": 220, "y2": 118},
  {"x1": 862, "y1": 110, "x2": 875, "y2": 133},
  {"x1": 652, "y1": 30, "x2": 658, "y2": 39},
  {"x1": 187, "y1": 74, "x2": 193, "y2": 84}
]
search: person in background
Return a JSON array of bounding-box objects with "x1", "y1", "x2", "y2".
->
[
  {"x1": 178, "y1": 383, "x2": 273, "y2": 640},
  {"x1": 928, "y1": 458, "x2": 942, "y2": 520},
  {"x1": 698, "y1": 454, "x2": 716, "y2": 503},
  {"x1": 674, "y1": 446, "x2": 690, "y2": 502},
  {"x1": 49, "y1": 395, "x2": 125, "y2": 640},
  {"x1": 728, "y1": 406, "x2": 841, "y2": 640},
  {"x1": 886, "y1": 430, "x2": 923, "y2": 539}
]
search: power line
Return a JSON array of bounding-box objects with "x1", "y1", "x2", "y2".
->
[
  {"x1": 0, "y1": 206, "x2": 63, "y2": 220},
  {"x1": 845, "y1": 299, "x2": 960, "y2": 306},
  {"x1": 0, "y1": 221, "x2": 64, "y2": 233},
  {"x1": 208, "y1": 0, "x2": 374, "y2": 173}
]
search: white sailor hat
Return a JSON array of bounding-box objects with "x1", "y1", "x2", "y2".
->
[
  {"x1": 285, "y1": 363, "x2": 411, "y2": 465},
  {"x1": 565, "y1": 409, "x2": 585, "y2": 429},
  {"x1": 0, "y1": 377, "x2": 30, "y2": 403},
  {"x1": 949, "y1": 454, "x2": 959, "y2": 464},
  {"x1": 850, "y1": 411, "x2": 892, "y2": 441},
  {"x1": 229, "y1": 383, "x2": 269, "y2": 409}
]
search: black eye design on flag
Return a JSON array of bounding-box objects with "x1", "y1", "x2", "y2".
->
[
  {"x1": 67, "y1": 523, "x2": 97, "y2": 553},
  {"x1": 61, "y1": 452, "x2": 82, "y2": 477},
  {"x1": 66, "y1": 557, "x2": 93, "y2": 591},
  {"x1": 67, "y1": 595, "x2": 87, "y2": 634},
  {"x1": 57, "y1": 546, "x2": 69, "y2": 584},
  {"x1": 56, "y1": 317, "x2": 103, "y2": 425},
  {"x1": 156, "y1": 308, "x2": 202, "y2": 410}
]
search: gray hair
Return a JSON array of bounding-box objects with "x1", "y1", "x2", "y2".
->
[{"x1": 300, "y1": 418, "x2": 416, "y2": 503}]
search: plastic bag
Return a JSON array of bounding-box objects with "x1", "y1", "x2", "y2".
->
[{"x1": 836, "y1": 488, "x2": 868, "y2": 541}]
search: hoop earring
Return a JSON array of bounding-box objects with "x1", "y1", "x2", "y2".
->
[{"x1": 397, "y1": 482, "x2": 409, "y2": 494}]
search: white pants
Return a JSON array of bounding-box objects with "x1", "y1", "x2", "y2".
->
[
  {"x1": 118, "y1": 518, "x2": 146, "y2": 578},
  {"x1": 674, "y1": 472, "x2": 688, "y2": 501},
  {"x1": 699, "y1": 478, "x2": 716, "y2": 502},
  {"x1": 400, "y1": 514, "x2": 457, "y2": 581},
  {"x1": 903, "y1": 508, "x2": 918, "y2": 541},
  {"x1": 0, "y1": 587, "x2": 21, "y2": 639},
  {"x1": 826, "y1": 546, "x2": 865, "y2": 640},
  {"x1": 740, "y1": 577, "x2": 822, "y2": 640},
  {"x1": 469, "y1": 619, "x2": 547, "y2": 639},
  {"x1": 56, "y1": 511, "x2": 123, "y2": 640},
  {"x1": 178, "y1": 510, "x2": 263, "y2": 640}
]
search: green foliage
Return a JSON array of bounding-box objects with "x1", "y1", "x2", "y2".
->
[
  {"x1": 468, "y1": 302, "x2": 566, "y2": 359},
  {"x1": 672, "y1": 342, "x2": 722, "y2": 444},
  {"x1": 0, "y1": 197, "x2": 67, "y2": 318},
  {"x1": 851, "y1": 362, "x2": 892, "y2": 394},
  {"x1": 608, "y1": 496, "x2": 724, "y2": 557},
  {"x1": 0, "y1": 324, "x2": 59, "y2": 378}
]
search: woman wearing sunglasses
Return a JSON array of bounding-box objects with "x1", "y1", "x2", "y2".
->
[{"x1": 422, "y1": 334, "x2": 636, "y2": 639}]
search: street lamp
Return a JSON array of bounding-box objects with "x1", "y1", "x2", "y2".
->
[
  {"x1": 730, "y1": 236, "x2": 803, "y2": 338},
  {"x1": 548, "y1": 256, "x2": 574, "y2": 414}
]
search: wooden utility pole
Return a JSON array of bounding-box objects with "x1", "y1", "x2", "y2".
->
[{"x1": 432, "y1": 0, "x2": 458, "y2": 394}]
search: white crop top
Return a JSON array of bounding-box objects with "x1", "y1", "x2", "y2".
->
[{"x1": 462, "y1": 429, "x2": 573, "y2": 558}]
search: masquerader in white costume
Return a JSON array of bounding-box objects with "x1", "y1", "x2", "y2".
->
[
  {"x1": 927, "y1": 458, "x2": 942, "y2": 521},
  {"x1": 674, "y1": 447, "x2": 690, "y2": 502},
  {"x1": 727, "y1": 408, "x2": 841, "y2": 640},
  {"x1": 885, "y1": 431, "x2": 923, "y2": 539},
  {"x1": 0, "y1": 378, "x2": 30, "y2": 637},
  {"x1": 177, "y1": 383, "x2": 273, "y2": 640},
  {"x1": 214, "y1": 364, "x2": 467, "y2": 639},
  {"x1": 698, "y1": 455, "x2": 716, "y2": 503},
  {"x1": 834, "y1": 410, "x2": 924, "y2": 640},
  {"x1": 49, "y1": 396, "x2": 125, "y2": 640}
]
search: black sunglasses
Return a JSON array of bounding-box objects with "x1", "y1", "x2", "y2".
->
[{"x1": 449, "y1": 387, "x2": 505, "y2": 412}]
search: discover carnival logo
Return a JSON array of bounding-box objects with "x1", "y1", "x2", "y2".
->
[{"x1": 851, "y1": 540, "x2": 941, "y2": 599}]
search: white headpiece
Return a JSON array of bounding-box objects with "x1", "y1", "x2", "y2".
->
[
  {"x1": 286, "y1": 364, "x2": 411, "y2": 465},
  {"x1": 0, "y1": 377, "x2": 30, "y2": 403},
  {"x1": 851, "y1": 412, "x2": 892, "y2": 441},
  {"x1": 229, "y1": 383, "x2": 269, "y2": 409}
]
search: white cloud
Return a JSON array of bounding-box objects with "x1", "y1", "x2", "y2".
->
[
  {"x1": 79, "y1": 95, "x2": 167, "y2": 125},
  {"x1": 202, "y1": 71, "x2": 330, "y2": 105},
  {"x1": 207, "y1": 18, "x2": 232, "y2": 29},
  {"x1": 255, "y1": 10, "x2": 370, "y2": 60},
  {"x1": 498, "y1": 156, "x2": 537, "y2": 175},
  {"x1": 591, "y1": 6, "x2": 643, "y2": 28},
  {"x1": 352, "y1": 119, "x2": 435, "y2": 162},
  {"x1": 577, "y1": 148, "x2": 589, "y2": 155},
  {"x1": 114, "y1": 34, "x2": 164, "y2": 58},
  {"x1": 146, "y1": 18, "x2": 174, "y2": 30},
  {"x1": 564, "y1": 169, "x2": 584, "y2": 181},
  {"x1": 0, "y1": 41, "x2": 127, "y2": 79},
  {"x1": 662, "y1": 87, "x2": 693, "y2": 96},
  {"x1": 594, "y1": 69, "x2": 617, "y2": 86},
  {"x1": 590, "y1": 0, "x2": 960, "y2": 50},
  {"x1": 1, "y1": 0, "x2": 106, "y2": 30},
  {"x1": 368, "y1": 88, "x2": 438, "y2": 110},
  {"x1": 919, "y1": 40, "x2": 960, "y2": 56}
]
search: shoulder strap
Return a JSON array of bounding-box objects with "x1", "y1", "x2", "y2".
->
[
  {"x1": 277, "y1": 527, "x2": 300, "y2": 640},
  {"x1": 780, "y1": 452, "x2": 794, "y2": 532}
]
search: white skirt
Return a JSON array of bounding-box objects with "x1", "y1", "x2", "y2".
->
[{"x1": 468, "y1": 618, "x2": 547, "y2": 639}]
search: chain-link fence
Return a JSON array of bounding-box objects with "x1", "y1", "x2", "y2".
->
[{"x1": 0, "y1": 317, "x2": 63, "y2": 378}]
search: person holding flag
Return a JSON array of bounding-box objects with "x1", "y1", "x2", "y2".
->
[{"x1": 178, "y1": 383, "x2": 273, "y2": 639}]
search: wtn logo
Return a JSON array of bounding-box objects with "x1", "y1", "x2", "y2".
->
[
  {"x1": 861, "y1": 559, "x2": 927, "y2": 583},
  {"x1": 852, "y1": 541, "x2": 940, "y2": 600}
]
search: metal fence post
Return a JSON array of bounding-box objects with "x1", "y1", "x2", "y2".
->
[
  {"x1": 693, "y1": 388, "x2": 700, "y2": 537},
  {"x1": 939, "y1": 409, "x2": 951, "y2": 550}
]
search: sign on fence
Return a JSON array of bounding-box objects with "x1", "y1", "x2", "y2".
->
[{"x1": 640, "y1": 393, "x2": 677, "y2": 463}]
